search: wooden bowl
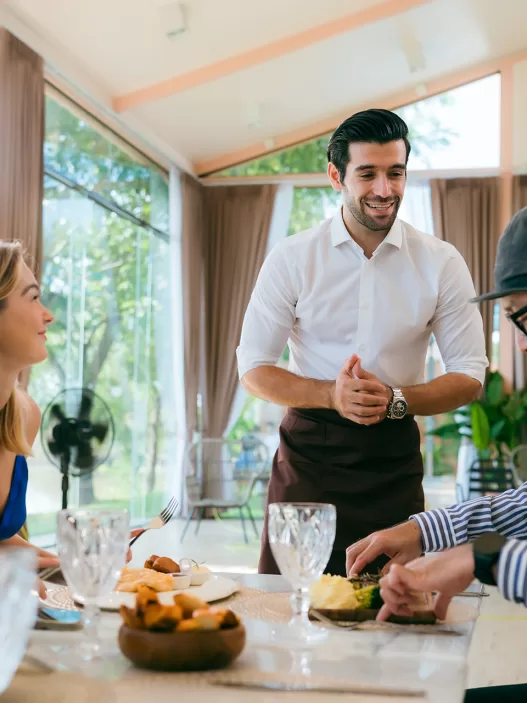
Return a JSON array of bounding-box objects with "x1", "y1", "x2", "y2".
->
[{"x1": 118, "y1": 624, "x2": 246, "y2": 672}]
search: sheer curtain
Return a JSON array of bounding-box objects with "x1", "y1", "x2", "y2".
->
[
  {"x1": 398, "y1": 181, "x2": 434, "y2": 235},
  {"x1": 167, "y1": 167, "x2": 187, "y2": 510},
  {"x1": 223, "y1": 183, "x2": 294, "y2": 436}
]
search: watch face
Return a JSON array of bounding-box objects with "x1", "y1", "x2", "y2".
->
[
  {"x1": 475, "y1": 532, "x2": 507, "y2": 555},
  {"x1": 392, "y1": 400, "x2": 408, "y2": 418}
]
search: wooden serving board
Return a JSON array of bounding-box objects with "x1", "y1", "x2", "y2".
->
[
  {"x1": 309, "y1": 591, "x2": 436, "y2": 625},
  {"x1": 309, "y1": 607, "x2": 436, "y2": 625}
]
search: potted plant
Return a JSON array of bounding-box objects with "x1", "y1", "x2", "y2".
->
[{"x1": 429, "y1": 371, "x2": 527, "y2": 498}]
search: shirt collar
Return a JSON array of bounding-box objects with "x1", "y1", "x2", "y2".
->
[{"x1": 330, "y1": 208, "x2": 403, "y2": 251}]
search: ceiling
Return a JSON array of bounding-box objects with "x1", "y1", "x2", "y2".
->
[{"x1": 3, "y1": 0, "x2": 527, "y2": 174}]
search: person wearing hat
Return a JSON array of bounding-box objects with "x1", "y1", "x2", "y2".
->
[{"x1": 345, "y1": 206, "x2": 527, "y2": 703}]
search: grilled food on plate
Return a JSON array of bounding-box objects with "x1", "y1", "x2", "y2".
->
[
  {"x1": 144, "y1": 556, "x2": 180, "y2": 573},
  {"x1": 310, "y1": 574, "x2": 383, "y2": 610},
  {"x1": 310, "y1": 573, "x2": 432, "y2": 616},
  {"x1": 117, "y1": 567, "x2": 174, "y2": 593}
]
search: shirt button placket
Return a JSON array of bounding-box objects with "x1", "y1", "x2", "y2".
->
[{"x1": 357, "y1": 260, "x2": 374, "y2": 356}]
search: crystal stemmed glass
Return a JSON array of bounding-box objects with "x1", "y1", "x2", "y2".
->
[
  {"x1": 268, "y1": 502, "x2": 336, "y2": 646},
  {"x1": 57, "y1": 508, "x2": 129, "y2": 660},
  {"x1": 0, "y1": 548, "x2": 38, "y2": 693}
]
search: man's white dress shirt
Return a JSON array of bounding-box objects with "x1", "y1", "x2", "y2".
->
[{"x1": 237, "y1": 210, "x2": 488, "y2": 388}]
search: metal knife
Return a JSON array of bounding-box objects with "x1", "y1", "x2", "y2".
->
[{"x1": 208, "y1": 678, "x2": 426, "y2": 697}]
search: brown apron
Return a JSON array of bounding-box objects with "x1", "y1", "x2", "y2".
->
[{"x1": 259, "y1": 408, "x2": 424, "y2": 577}]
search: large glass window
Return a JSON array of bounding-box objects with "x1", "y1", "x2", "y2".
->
[
  {"x1": 396, "y1": 74, "x2": 500, "y2": 170},
  {"x1": 27, "y1": 92, "x2": 176, "y2": 541},
  {"x1": 215, "y1": 75, "x2": 500, "y2": 178}
]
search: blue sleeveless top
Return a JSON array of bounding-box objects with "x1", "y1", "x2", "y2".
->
[{"x1": 0, "y1": 456, "x2": 28, "y2": 540}]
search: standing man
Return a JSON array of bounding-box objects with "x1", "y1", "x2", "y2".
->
[{"x1": 237, "y1": 109, "x2": 488, "y2": 576}]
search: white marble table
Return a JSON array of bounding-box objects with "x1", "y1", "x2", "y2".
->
[{"x1": 23, "y1": 573, "x2": 482, "y2": 703}]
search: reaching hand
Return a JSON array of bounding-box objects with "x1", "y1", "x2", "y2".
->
[
  {"x1": 377, "y1": 544, "x2": 475, "y2": 622},
  {"x1": 346, "y1": 520, "x2": 423, "y2": 576},
  {"x1": 333, "y1": 355, "x2": 392, "y2": 425},
  {"x1": 37, "y1": 555, "x2": 60, "y2": 570},
  {"x1": 38, "y1": 579, "x2": 47, "y2": 600},
  {"x1": 126, "y1": 528, "x2": 145, "y2": 563}
]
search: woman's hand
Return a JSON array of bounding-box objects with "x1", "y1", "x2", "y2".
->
[
  {"x1": 126, "y1": 528, "x2": 145, "y2": 563},
  {"x1": 38, "y1": 579, "x2": 47, "y2": 600},
  {"x1": 38, "y1": 555, "x2": 60, "y2": 570}
]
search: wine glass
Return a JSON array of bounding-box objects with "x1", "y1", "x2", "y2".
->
[
  {"x1": 57, "y1": 508, "x2": 129, "y2": 660},
  {"x1": 268, "y1": 502, "x2": 336, "y2": 646},
  {"x1": 0, "y1": 548, "x2": 38, "y2": 693}
]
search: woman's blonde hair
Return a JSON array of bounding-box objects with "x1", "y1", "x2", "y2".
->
[{"x1": 0, "y1": 241, "x2": 32, "y2": 455}]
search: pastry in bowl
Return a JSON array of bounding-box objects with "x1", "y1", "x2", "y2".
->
[{"x1": 118, "y1": 586, "x2": 245, "y2": 671}]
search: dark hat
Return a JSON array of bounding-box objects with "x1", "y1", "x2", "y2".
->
[{"x1": 471, "y1": 206, "x2": 527, "y2": 302}]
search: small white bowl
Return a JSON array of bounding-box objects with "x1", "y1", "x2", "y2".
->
[
  {"x1": 171, "y1": 573, "x2": 191, "y2": 589},
  {"x1": 190, "y1": 569, "x2": 211, "y2": 586}
]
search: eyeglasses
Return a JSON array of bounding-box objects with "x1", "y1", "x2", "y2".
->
[{"x1": 506, "y1": 304, "x2": 527, "y2": 337}]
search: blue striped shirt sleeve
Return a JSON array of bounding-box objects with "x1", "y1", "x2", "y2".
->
[
  {"x1": 410, "y1": 481, "x2": 527, "y2": 552},
  {"x1": 497, "y1": 539, "x2": 527, "y2": 605}
]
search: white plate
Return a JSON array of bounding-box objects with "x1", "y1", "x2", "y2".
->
[{"x1": 72, "y1": 574, "x2": 239, "y2": 611}]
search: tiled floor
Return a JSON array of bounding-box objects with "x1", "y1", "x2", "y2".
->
[{"x1": 128, "y1": 514, "x2": 263, "y2": 574}]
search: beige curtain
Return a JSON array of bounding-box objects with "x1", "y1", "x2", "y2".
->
[
  {"x1": 0, "y1": 30, "x2": 44, "y2": 540},
  {"x1": 430, "y1": 177, "x2": 500, "y2": 362},
  {"x1": 180, "y1": 173, "x2": 205, "y2": 443},
  {"x1": 201, "y1": 184, "x2": 277, "y2": 438}
]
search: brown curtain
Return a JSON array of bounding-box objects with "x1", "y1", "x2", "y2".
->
[
  {"x1": 430, "y1": 177, "x2": 500, "y2": 362},
  {"x1": 0, "y1": 29, "x2": 44, "y2": 281},
  {"x1": 201, "y1": 184, "x2": 277, "y2": 438},
  {"x1": 180, "y1": 173, "x2": 205, "y2": 443},
  {"x1": 0, "y1": 30, "x2": 44, "y2": 540},
  {"x1": 512, "y1": 175, "x2": 527, "y2": 389},
  {"x1": 512, "y1": 174, "x2": 527, "y2": 215}
]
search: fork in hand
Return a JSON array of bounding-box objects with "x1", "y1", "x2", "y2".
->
[{"x1": 128, "y1": 496, "x2": 178, "y2": 547}]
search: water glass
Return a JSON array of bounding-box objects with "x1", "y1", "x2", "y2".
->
[
  {"x1": 57, "y1": 509, "x2": 129, "y2": 660},
  {"x1": 268, "y1": 502, "x2": 336, "y2": 645},
  {"x1": 0, "y1": 548, "x2": 38, "y2": 693}
]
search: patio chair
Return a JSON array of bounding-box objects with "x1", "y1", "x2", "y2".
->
[
  {"x1": 180, "y1": 436, "x2": 270, "y2": 544},
  {"x1": 460, "y1": 458, "x2": 517, "y2": 503}
]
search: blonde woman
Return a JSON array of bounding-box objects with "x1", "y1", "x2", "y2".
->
[{"x1": 0, "y1": 241, "x2": 58, "y2": 583}]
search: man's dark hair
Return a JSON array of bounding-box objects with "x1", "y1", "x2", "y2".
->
[{"x1": 327, "y1": 109, "x2": 411, "y2": 183}]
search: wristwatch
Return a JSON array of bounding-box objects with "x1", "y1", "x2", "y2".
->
[
  {"x1": 387, "y1": 388, "x2": 408, "y2": 419},
  {"x1": 473, "y1": 532, "x2": 507, "y2": 586}
]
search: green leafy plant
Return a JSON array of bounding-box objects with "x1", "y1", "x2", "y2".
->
[{"x1": 429, "y1": 371, "x2": 527, "y2": 458}]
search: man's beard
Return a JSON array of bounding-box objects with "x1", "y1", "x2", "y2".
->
[{"x1": 344, "y1": 192, "x2": 401, "y2": 232}]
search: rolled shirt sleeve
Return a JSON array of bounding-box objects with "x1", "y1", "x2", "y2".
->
[
  {"x1": 497, "y1": 539, "x2": 527, "y2": 605},
  {"x1": 236, "y1": 244, "x2": 298, "y2": 380},
  {"x1": 411, "y1": 482, "x2": 527, "y2": 552},
  {"x1": 431, "y1": 249, "x2": 489, "y2": 386}
]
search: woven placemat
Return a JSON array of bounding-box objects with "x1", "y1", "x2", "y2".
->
[{"x1": 42, "y1": 583, "x2": 461, "y2": 634}]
